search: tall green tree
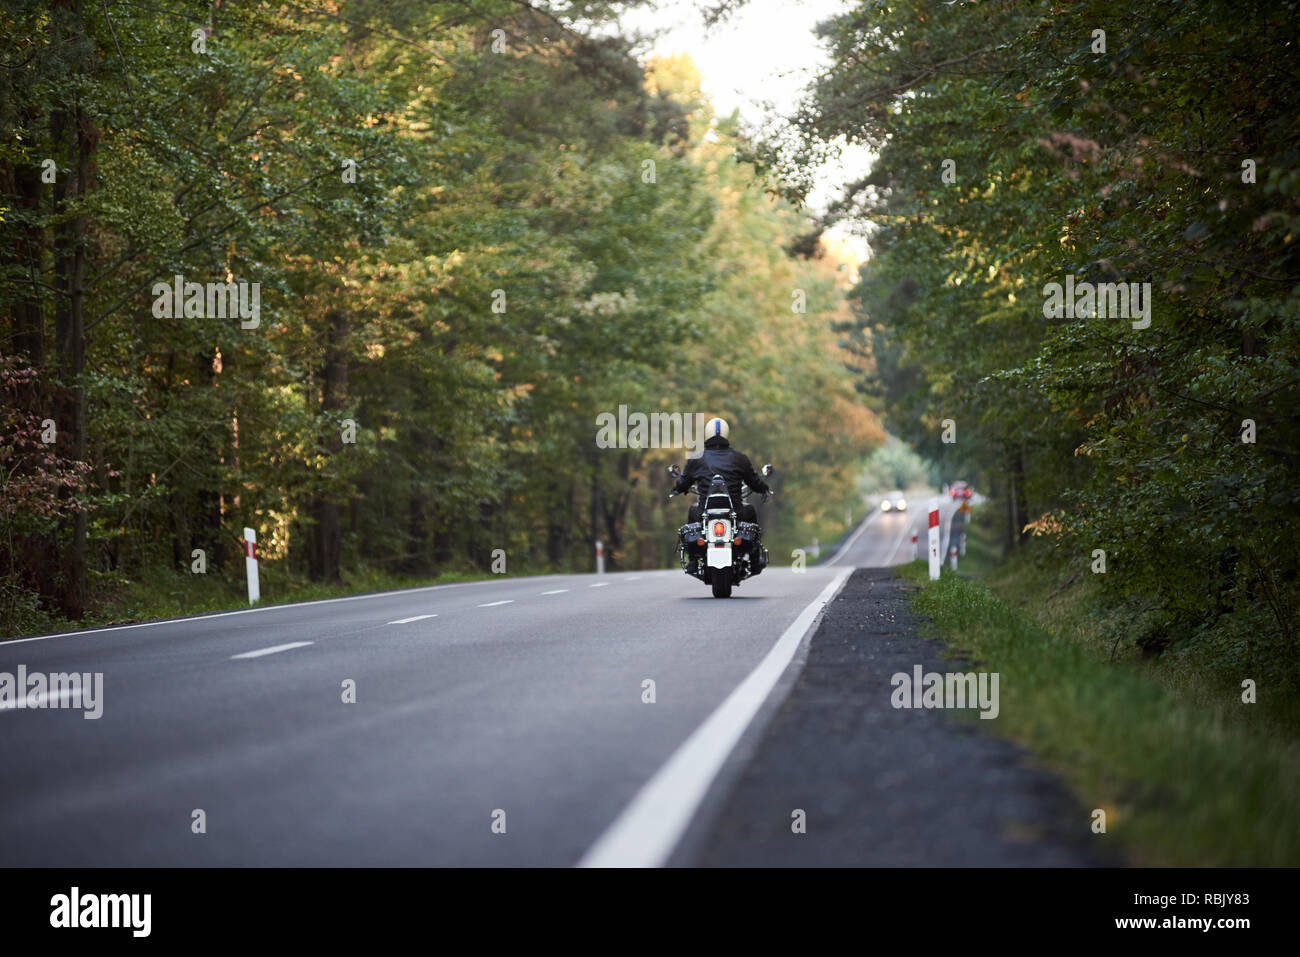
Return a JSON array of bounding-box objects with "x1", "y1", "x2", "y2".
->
[{"x1": 768, "y1": 0, "x2": 1300, "y2": 685}]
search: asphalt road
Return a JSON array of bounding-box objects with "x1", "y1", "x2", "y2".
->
[
  {"x1": 0, "y1": 495, "x2": 972, "y2": 866},
  {"x1": 824, "y1": 494, "x2": 962, "y2": 569}
]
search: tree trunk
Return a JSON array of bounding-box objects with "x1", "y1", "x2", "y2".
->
[
  {"x1": 588, "y1": 455, "x2": 600, "y2": 571},
  {"x1": 1003, "y1": 471, "x2": 1018, "y2": 554},
  {"x1": 598, "y1": 452, "x2": 635, "y2": 572},
  {"x1": 1012, "y1": 448, "x2": 1029, "y2": 547},
  {"x1": 197, "y1": 345, "x2": 229, "y2": 569},
  {"x1": 1004, "y1": 449, "x2": 1029, "y2": 551},
  {"x1": 402, "y1": 392, "x2": 437, "y2": 576},
  {"x1": 51, "y1": 94, "x2": 94, "y2": 618},
  {"x1": 4, "y1": 159, "x2": 45, "y2": 363},
  {"x1": 308, "y1": 309, "x2": 348, "y2": 583},
  {"x1": 545, "y1": 480, "x2": 573, "y2": 568}
]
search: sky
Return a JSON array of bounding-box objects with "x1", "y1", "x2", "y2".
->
[{"x1": 619, "y1": 0, "x2": 875, "y2": 238}]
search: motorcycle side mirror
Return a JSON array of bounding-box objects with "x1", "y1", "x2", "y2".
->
[
  {"x1": 761, "y1": 463, "x2": 774, "y2": 476},
  {"x1": 666, "y1": 464, "x2": 681, "y2": 477}
]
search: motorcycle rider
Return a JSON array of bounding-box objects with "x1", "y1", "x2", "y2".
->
[{"x1": 672, "y1": 416, "x2": 771, "y2": 525}]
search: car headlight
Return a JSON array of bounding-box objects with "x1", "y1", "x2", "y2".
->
[{"x1": 881, "y1": 500, "x2": 891, "y2": 511}]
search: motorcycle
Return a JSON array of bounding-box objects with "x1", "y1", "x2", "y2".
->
[{"x1": 667, "y1": 462, "x2": 773, "y2": 598}]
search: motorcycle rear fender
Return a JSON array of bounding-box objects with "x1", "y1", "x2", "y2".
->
[{"x1": 703, "y1": 508, "x2": 733, "y2": 569}]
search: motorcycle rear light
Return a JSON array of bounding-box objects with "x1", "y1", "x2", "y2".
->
[
  {"x1": 712, "y1": 522, "x2": 726, "y2": 536},
  {"x1": 696, "y1": 538, "x2": 706, "y2": 546},
  {"x1": 734, "y1": 537, "x2": 743, "y2": 545}
]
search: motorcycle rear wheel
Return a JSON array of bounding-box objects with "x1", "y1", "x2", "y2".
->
[{"x1": 711, "y1": 567, "x2": 733, "y2": 598}]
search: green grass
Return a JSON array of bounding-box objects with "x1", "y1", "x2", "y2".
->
[
  {"x1": 899, "y1": 531, "x2": 1300, "y2": 865},
  {"x1": 983, "y1": 550, "x2": 1300, "y2": 743}
]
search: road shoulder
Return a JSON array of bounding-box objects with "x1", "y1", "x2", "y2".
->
[{"x1": 675, "y1": 566, "x2": 1107, "y2": 866}]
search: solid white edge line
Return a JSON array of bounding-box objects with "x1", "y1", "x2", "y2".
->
[
  {"x1": 576, "y1": 567, "x2": 853, "y2": 868},
  {"x1": 229, "y1": 641, "x2": 313, "y2": 660},
  {"x1": 387, "y1": 614, "x2": 437, "y2": 625},
  {"x1": 824, "y1": 507, "x2": 881, "y2": 566}
]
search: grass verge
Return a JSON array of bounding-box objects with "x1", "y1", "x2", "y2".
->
[{"x1": 898, "y1": 556, "x2": 1300, "y2": 866}]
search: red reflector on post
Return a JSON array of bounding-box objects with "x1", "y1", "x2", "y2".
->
[{"x1": 928, "y1": 509, "x2": 939, "y2": 529}]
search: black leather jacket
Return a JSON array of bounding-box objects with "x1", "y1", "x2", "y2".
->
[{"x1": 673, "y1": 436, "x2": 769, "y2": 503}]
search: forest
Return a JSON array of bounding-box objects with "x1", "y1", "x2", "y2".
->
[
  {"x1": 0, "y1": 1, "x2": 879, "y2": 635},
  {"x1": 3, "y1": 0, "x2": 1297, "y2": 698},
  {"x1": 754, "y1": 0, "x2": 1299, "y2": 691}
]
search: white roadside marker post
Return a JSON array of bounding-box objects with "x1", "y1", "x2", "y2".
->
[
  {"x1": 928, "y1": 504, "x2": 941, "y2": 581},
  {"x1": 949, "y1": 544, "x2": 959, "y2": 570},
  {"x1": 595, "y1": 539, "x2": 605, "y2": 575},
  {"x1": 911, "y1": 531, "x2": 918, "y2": 561},
  {"x1": 243, "y1": 527, "x2": 260, "y2": 605},
  {"x1": 960, "y1": 533, "x2": 967, "y2": 557}
]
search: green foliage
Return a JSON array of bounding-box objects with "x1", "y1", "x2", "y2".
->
[
  {"x1": 0, "y1": 2, "x2": 881, "y2": 632},
  {"x1": 856, "y1": 435, "x2": 933, "y2": 495},
  {"x1": 773, "y1": 0, "x2": 1300, "y2": 686}
]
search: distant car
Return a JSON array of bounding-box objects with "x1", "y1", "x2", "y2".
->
[
  {"x1": 880, "y1": 490, "x2": 908, "y2": 512},
  {"x1": 950, "y1": 481, "x2": 973, "y2": 500}
]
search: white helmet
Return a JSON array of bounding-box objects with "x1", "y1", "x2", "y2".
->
[{"x1": 704, "y1": 416, "x2": 729, "y2": 440}]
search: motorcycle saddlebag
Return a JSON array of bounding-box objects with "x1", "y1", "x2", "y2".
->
[
  {"x1": 736, "y1": 522, "x2": 765, "y2": 576},
  {"x1": 678, "y1": 522, "x2": 704, "y2": 546}
]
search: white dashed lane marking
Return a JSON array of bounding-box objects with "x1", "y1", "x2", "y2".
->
[
  {"x1": 477, "y1": 600, "x2": 515, "y2": 607},
  {"x1": 387, "y1": 615, "x2": 437, "y2": 625},
  {"x1": 230, "y1": 642, "x2": 313, "y2": 660}
]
